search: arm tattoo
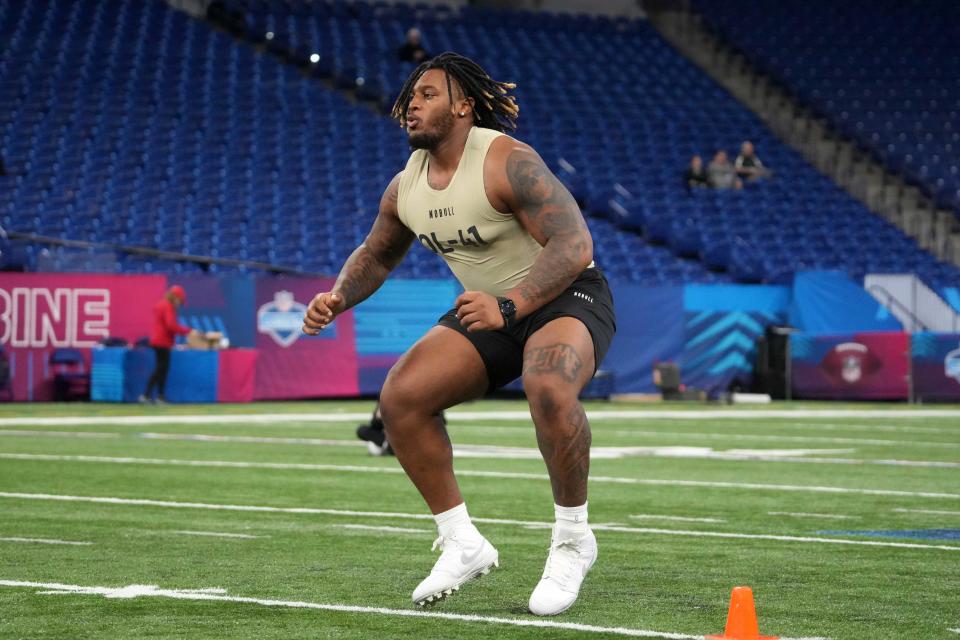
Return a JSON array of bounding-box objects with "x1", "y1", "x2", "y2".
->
[
  {"x1": 506, "y1": 150, "x2": 592, "y2": 309},
  {"x1": 334, "y1": 178, "x2": 413, "y2": 309},
  {"x1": 333, "y1": 246, "x2": 391, "y2": 310}
]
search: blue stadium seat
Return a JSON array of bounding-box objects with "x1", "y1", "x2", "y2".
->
[{"x1": 3, "y1": 0, "x2": 958, "y2": 286}]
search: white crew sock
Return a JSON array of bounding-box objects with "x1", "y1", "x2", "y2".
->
[
  {"x1": 434, "y1": 503, "x2": 476, "y2": 539},
  {"x1": 554, "y1": 502, "x2": 590, "y2": 539}
]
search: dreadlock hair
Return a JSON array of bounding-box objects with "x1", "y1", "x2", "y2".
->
[{"x1": 391, "y1": 52, "x2": 519, "y2": 133}]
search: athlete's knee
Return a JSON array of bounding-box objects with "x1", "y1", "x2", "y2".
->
[
  {"x1": 523, "y1": 374, "x2": 577, "y2": 423},
  {"x1": 380, "y1": 363, "x2": 433, "y2": 428}
]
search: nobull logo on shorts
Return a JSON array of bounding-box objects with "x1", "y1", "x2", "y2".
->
[{"x1": 257, "y1": 290, "x2": 308, "y2": 347}]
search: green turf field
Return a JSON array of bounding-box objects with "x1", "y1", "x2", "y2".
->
[{"x1": 0, "y1": 400, "x2": 957, "y2": 639}]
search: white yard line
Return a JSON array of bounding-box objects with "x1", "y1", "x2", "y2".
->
[
  {"x1": 3, "y1": 408, "x2": 960, "y2": 428},
  {"x1": 1, "y1": 492, "x2": 957, "y2": 552},
  {"x1": 779, "y1": 422, "x2": 957, "y2": 435},
  {"x1": 610, "y1": 430, "x2": 958, "y2": 449},
  {"x1": 10, "y1": 424, "x2": 956, "y2": 455},
  {"x1": 893, "y1": 508, "x2": 960, "y2": 516},
  {"x1": 88, "y1": 430, "x2": 960, "y2": 467},
  {"x1": 629, "y1": 514, "x2": 726, "y2": 524},
  {"x1": 768, "y1": 512, "x2": 860, "y2": 521},
  {"x1": 9, "y1": 437, "x2": 959, "y2": 468},
  {"x1": 0, "y1": 414, "x2": 373, "y2": 427},
  {"x1": 0, "y1": 536, "x2": 92, "y2": 546},
  {"x1": 3, "y1": 452, "x2": 959, "y2": 499},
  {"x1": 141, "y1": 433, "x2": 364, "y2": 447},
  {"x1": 0, "y1": 579, "x2": 832, "y2": 640},
  {"x1": 335, "y1": 524, "x2": 433, "y2": 535},
  {"x1": 7, "y1": 425, "x2": 959, "y2": 466},
  {"x1": 0, "y1": 430, "x2": 119, "y2": 439},
  {"x1": 591, "y1": 525, "x2": 960, "y2": 551},
  {"x1": 172, "y1": 531, "x2": 260, "y2": 540}
]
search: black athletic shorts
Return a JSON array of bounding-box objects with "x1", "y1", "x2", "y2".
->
[{"x1": 438, "y1": 267, "x2": 617, "y2": 393}]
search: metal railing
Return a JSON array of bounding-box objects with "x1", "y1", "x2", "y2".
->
[
  {"x1": 866, "y1": 283, "x2": 930, "y2": 333},
  {"x1": 6, "y1": 231, "x2": 324, "y2": 276}
]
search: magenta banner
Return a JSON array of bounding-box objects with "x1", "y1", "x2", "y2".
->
[
  {"x1": 911, "y1": 333, "x2": 960, "y2": 402},
  {"x1": 0, "y1": 273, "x2": 168, "y2": 401},
  {"x1": 217, "y1": 349, "x2": 258, "y2": 403},
  {"x1": 252, "y1": 277, "x2": 358, "y2": 399},
  {"x1": 790, "y1": 331, "x2": 909, "y2": 400}
]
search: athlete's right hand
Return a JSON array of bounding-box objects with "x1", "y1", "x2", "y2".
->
[{"x1": 302, "y1": 292, "x2": 346, "y2": 335}]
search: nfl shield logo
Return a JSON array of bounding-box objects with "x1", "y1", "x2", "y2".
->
[
  {"x1": 257, "y1": 291, "x2": 310, "y2": 347},
  {"x1": 945, "y1": 344, "x2": 960, "y2": 382}
]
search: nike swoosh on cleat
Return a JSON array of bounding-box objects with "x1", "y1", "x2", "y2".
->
[{"x1": 460, "y1": 544, "x2": 485, "y2": 565}]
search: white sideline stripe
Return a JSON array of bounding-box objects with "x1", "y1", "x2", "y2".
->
[
  {"x1": 2, "y1": 492, "x2": 958, "y2": 552},
  {"x1": 0, "y1": 536, "x2": 92, "y2": 546},
  {"x1": 135, "y1": 435, "x2": 960, "y2": 468},
  {"x1": 9, "y1": 427, "x2": 958, "y2": 466},
  {"x1": 779, "y1": 422, "x2": 957, "y2": 435},
  {"x1": 893, "y1": 508, "x2": 960, "y2": 516},
  {"x1": 629, "y1": 514, "x2": 726, "y2": 524},
  {"x1": 948, "y1": 628, "x2": 960, "y2": 634},
  {"x1": 591, "y1": 525, "x2": 960, "y2": 551},
  {"x1": 336, "y1": 524, "x2": 432, "y2": 535},
  {"x1": 0, "y1": 430, "x2": 119, "y2": 439},
  {"x1": 23, "y1": 424, "x2": 960, "y2": 457},
  {"x1": 768, "y1": 512, "x2": 859, "y2": 521},
  {"x1": 470, "y1": 422, "x2": 959, "y2": 436},
  {"x1": 610, "y1": 429, "x2": 959, "y2": 449},
  {"x1": 4, "y1": 452, "x2": 960, "y2": 499},
  {"x1": 0, "y1": 579, "x2": 802, "y2": 640},
  {"x1": 771, "y1": 457, "x2": 960, "y2": 469},
  {"x1": 3, "y1": 408, "x2": 960, "y2": 428},
  {"x1": 172, "y1": 531, "x2": 260, "y2": 540},
  {"x1": 141, "y1": 433, "x2": 364, "y2": 448}
]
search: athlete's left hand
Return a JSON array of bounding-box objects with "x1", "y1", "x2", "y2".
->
[{"x1": 455, "y1": 291, "x2": 504, "y2": 332}]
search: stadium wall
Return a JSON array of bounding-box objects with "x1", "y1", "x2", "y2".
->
[{"x1": 3, "y1": 273, "x2": 959, "y2": 402}]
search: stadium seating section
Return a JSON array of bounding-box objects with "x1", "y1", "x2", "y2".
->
[
  {"x1": 2, "y1": 0, "x2": 958, "y2": 286},
  {"x1": 693, "y1": 0, "x2": 960, "y2": 217}
]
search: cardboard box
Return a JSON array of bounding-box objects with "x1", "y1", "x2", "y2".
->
[{"x1": 186, "y1": 331, "x2": 224, "y2": 351}]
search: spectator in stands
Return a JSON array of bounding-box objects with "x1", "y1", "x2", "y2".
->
[
  {"x1": 139, "y1": 285, "x2": 197, "y2": 404},
  {"x1": 707, "y1": 150, "x2": 742, "y2": 190},
  {"x1": 735, "y1": 140, "x2": 770, "y2": 182},
  {"x1": 683, "y1": 155, "x2": 709, "y2": 190},
  {"x1": 397, "y1": 28, "x2": 429, "y2": 63},
  {"x1": 0, "y1": 153, "x2": 6, "y2": 177}
]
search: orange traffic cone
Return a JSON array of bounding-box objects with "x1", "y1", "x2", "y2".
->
[{"x1": 706, "y1": 586, "x2": 778, "y2": 640}]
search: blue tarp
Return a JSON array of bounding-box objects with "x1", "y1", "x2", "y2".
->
[
  {"x1": 602, "y1": 285, "x2": 685, "y2": 393},
  {"x1": 680, "y1": 285, "x2": 791, "y2": 393},
  {"x1": 789, "y1": 271, "x2": 902, "y2": 334}
]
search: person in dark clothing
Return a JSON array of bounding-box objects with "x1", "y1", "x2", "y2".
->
[
  {"x1": 708, "y1": 150, "x2": 742, "y2": 190},
  {"x1": 0, "y1": 154, "x2": 7, "y2": 177},
  {"x1": 397, "y1": 28, "x2": 429, "y2": 62},
  {"x1": 683, "y1": 155, "x2": 709, "y2": 190},
  {"x1": 139, "y1": 285, "x2": 196, "y2": 404},
  {"x1": 735, "y1": 140, "x2": 771, "y2": 182}
]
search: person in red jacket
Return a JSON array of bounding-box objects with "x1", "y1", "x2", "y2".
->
[{"x1": 139, "y1": 285, "x2": 196, "y2": 404}]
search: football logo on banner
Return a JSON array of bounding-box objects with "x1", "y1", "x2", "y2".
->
[
  {"x1": 819, "y1": 342, "x2": 882, "y2": 385},
  {"x1": 257, "y1": 290, "x2": 309, "y2": 347},
  {"x1": 945, "y1": 343, "x2": 960, "y2": 382}
]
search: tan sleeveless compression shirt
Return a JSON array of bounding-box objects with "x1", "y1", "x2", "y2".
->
[{"x1": 397, "y1": 126, "x2": 544, "y2": 297}]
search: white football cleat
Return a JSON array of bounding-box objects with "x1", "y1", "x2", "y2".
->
[
  {"x1": 412, "y1": 529, "x2": 499, "y2": 607},
  {"x1": 528, "y1": 528, "x2": 597, "y2": 616}
]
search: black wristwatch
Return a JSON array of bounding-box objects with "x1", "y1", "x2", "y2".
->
[{"x1": 496, "y1": 296, "x2": 517, "y2": 328}]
